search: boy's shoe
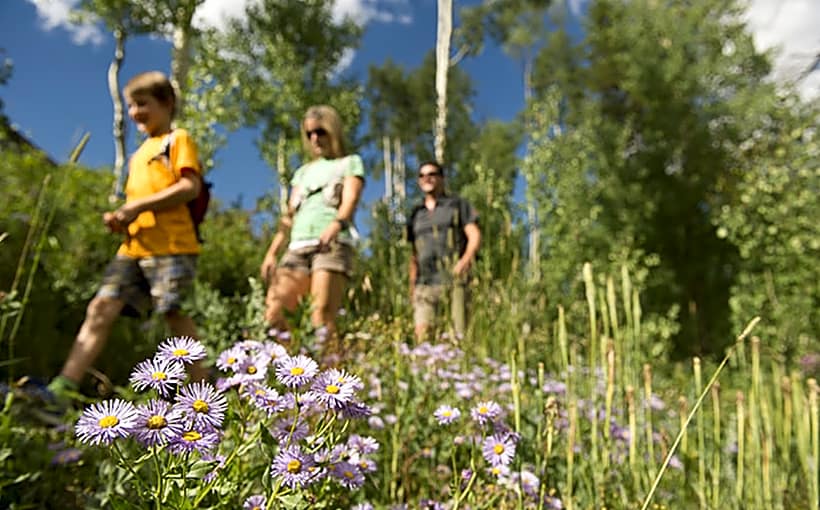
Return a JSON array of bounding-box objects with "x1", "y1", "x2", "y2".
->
[{"x1": 19, "y1": 376, "x2": 78, "y2": 426}]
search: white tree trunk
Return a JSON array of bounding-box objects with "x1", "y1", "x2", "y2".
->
[
  {"x1": 170, "y1": 2, "x2": 196, "y2": 120},
  {"x1": 393, "y1": 137, "x2": 405, "y2": 202},
  {"x1": 277, "y1": 134, "x2": 288, "y2": 215},
  {"x1": 523, "y1": 55, "x2": 540, "y2": 280},
  {"x1": 383, "y1": 135, "x2": 393, "y2": 203},
  {"x1": 109, "y1": 27, "x2": 127, "y2": 202},
  {"x1": 434, "y1": 0, "x2": 452, "y2": 163}
]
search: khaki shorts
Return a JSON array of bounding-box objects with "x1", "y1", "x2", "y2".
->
[
  {"x1": 97, "y1": 255, "x2": 197, "y2": 317},
  {"x1": 278, "y1": 241, "x2": 355, "y2": 277},
  {"x1": 413, "y1": 279, "x2": 469, "y2": 336}
]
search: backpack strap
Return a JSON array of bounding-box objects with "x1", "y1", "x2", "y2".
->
[{"x1": 152, "y1": 129, "x2": 179, "y2": 179}]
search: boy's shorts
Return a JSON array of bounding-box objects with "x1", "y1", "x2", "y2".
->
[
  {"x1": 96, "y1": 255, "x2": 197, "y2": 318},
  {"x1": 278, "y1": 241, "x2": 354, "y2": 277}
]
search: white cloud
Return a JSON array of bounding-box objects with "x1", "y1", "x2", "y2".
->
[
  {"x1": 193, "y1": 0, "x2": 413, "y2": 31},
  {"x1": 193, "y1": 0, "x2": 259, "y2": 32},
  {"x1": 191, "y1": 0, "x2": 412, "y2": 74},
  {"x1": 566, "y1": 0, "x2": 590, "y2": 18},
  {"x1": 331, "y1": 0, "x2": 413, "y2": 26},
  {"x1": 743, "y1": 0, "x2": 819, "y2": 100},
  {"x1": 331, "y1": 47, "x2": 357, "y2": 77},
  {"x1": 26, "y1": 0, "x2": 104, "y2": 45}
]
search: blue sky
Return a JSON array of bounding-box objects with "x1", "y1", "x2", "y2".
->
[
  {"x1": 2, "y1": 0, "x2": 817, "y2": 224},
  {"x1": 1, "y1": 0, "x2": 557, "y2": 218}
]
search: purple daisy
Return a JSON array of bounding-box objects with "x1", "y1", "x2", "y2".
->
[
  {"x1": 215, "y1": 346, "x2": 247, "y2": 372},
  {"x1": 244, "y1": 384, "x2": 285, "y2": 416},
  {"x1": 129, "y1": 357, "x2": 186, "y2": 397},
  {"x1": 132, "y1": 399, "x2": 185, "y2": 447},
  {"x1": 243, "y1": 494, "x2": 267, "y2": 510},
  {"x1": 202, "y1": 453, "x2": 226, "y2": 483},
  {"x1": 515, "y1": 469, "x2": 540, "y2": 498},
  {"x1": 341, "y1": 400, "x2": 372, "y2": 420},
  {"x1": 434, "y1": 405, "x2": 461, "y2": 425},
  {"x1": 325, "y1": 367, "x2": 364, "y2": 392},
  {"x1": 75, "y1": 399, "x2": 139, "y2": 445},
  {"x1": 236, "y1": 339, "x2": 263, "y2": 351},
  {"x1": 481, "y1": 433, "x2": 517, "y2": 467},
  {"x1": 50, "y1": 447, "x2": 83, "y2": 465},
  {"x1": 167, "y1": 425, "x2": 220, "y2": 455},
  {"x1": 471, "y1": 400, "x2": 502, "y2": 426},
  {"x1": 235, "y1": 353, "x2": 270, "y2": 383},
  {"x1": 308, "y1": 370, "x2": 355, "y2": 410},
  {"x1": 330, "y1": 461, "x2": 365, "y2": 489},
  {"x1": 174, "y1": 381, "x2": 228, "y2": 429},
  {"x1": 261, "y1": 341, "x2": 288, "y2": 362},
  {"x1": 347, "y1": 434, "x2": 380, "y2": 455},
  {"x1": 275, "y1": 355, "x2": 319, "y2": 388},
  {"x1": 155, "y1": 336, "x2": 207, "y2": 365},
  {"x1": 271, "y1": 445, "x2": 320, "y2": 488},
  {"x1": 357, "y1": 457, "x2": 378, "y2": 473},
  {"x1": 271, "y1": 417, "x2": 310, "y2": 444}
]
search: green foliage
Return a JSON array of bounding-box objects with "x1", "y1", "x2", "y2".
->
[
  {"x1": 0, "y1": 148, "x2": 116, "y2": 378},
  {"x1": 524, "y1": 0, "x2": 811, "y2": 357},
  {"x1": 213, "y1": 0, "x2": 363, "y2": 163},
  {"x1": 716, "y1": 107, "x2": 819, "y2": 360},
  {"x1": 196, "y1": 206, "x2": 266, "y2": 297}
]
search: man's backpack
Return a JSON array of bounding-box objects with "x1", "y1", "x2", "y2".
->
[{"x1": 156, "y1": 130, "x2": 212, "y2": 242}]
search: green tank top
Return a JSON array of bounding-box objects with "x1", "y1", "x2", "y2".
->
[{"x1": 289, "y1": 154, "x2": 365, "y2": 243}]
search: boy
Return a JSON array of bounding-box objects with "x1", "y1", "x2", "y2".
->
[{"x1": 47, "y1": 71, "x2": 206, "y2": 405}]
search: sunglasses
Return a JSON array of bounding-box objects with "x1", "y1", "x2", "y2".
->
[
  {"x1": 305, "y1": 127, "x2": 328, "y2": 138},
  {"x1": 418, "y1": 171, "x2": 442, "y2": 178}
]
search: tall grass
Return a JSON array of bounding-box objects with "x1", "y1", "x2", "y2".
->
[
  {"x1": 1, "y1": 134, "x2": 89, "y2": 383},
  {"x1": 409, "y1": 261, "x2": 819, "y2": 508}
]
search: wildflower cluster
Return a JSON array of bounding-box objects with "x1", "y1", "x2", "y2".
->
[
  {"x1": 389, "y1": 341, "x2": 564, "y2": 509},
  {"x1": 214, "y1": 339, "x2": 378, "y2": 493},
  {"x1": 74, "y1": 335, "x2": 381, "y2": 506},
  {"x1": 76, "y1": 336, "x2": 222, "y2": 453}
]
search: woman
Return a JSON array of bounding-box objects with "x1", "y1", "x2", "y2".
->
[{"x1": 260, "y1": 105, "x2": 365, "y2": 359}]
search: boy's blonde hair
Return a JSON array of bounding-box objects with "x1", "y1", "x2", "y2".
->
[
  {"x1": 301, "y1": 105, "x2": 347, "y2": 159},
  {"x1": 123, "y1": 71, "x2": 176, "y2": 118}
]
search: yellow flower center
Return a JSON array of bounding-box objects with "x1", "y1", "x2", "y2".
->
[
  {"x1": 290, "y1": 367, "x2": 304, "y2": 376},
  {"x1": 151, "y1": 371, "x2": 167, "y2": 381},
  {"x1": 147, "y1": 415, "x2": 167, "y2": 429},
  {"x1": 255, "y1": 388, "x2": 266, "y2": 396},
  {"x1": 343, "y1": 470, "x2": 355, "y2": 479},
  {"x1": 325, "y1": 384, "x2": 340, "y2": 394},
  {"x1": 494, "y1": 443, "x2": 505, "y2": 455},
  {"x1": 287, "y1": 459, "x2": 302, "y2": 473},
  {"x1": 192, "y1": 399, "x2": 209, "y2": 413},
  {"x1": 442, "y1": 410, "x2": 452, "y2": 417},
  {"x1": 479, "y1": 406, "x2": 489, "y2": 414},
  {"x1": 98, "y1": 415, "x2": 119, "y2": 428},
  {"x1": 491, "y1": 466, "x2": 501, "y2": 475},
  {"x1": 173, "y1": 348, "x2": 189, "y2": 357},
  {"x1": 183, "y1": 430, "x2": 201, "y2": 442},
  {"x1": 227, "y1": 357, "x2": 237, "y2": 365}
]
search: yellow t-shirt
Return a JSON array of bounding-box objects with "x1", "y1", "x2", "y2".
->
[{"x1": 117, "y1": 129, "x2": 201, "y2": 258}]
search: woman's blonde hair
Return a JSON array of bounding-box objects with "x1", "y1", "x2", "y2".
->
[
  {"x1": 123, "y1": 71, "x2": 177, "y2": 118},
  {"x1": 301, "y1": 105, "x2": 347, "y2": 159}
]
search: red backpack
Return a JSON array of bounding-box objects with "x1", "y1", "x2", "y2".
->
[{"x1": 156, "y1": 130, "x2": 212, "y2": 242}]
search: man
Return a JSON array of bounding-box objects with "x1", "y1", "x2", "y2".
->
[{"x1": 407, "y1": 161, "x2": 480, "y2": 341}]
